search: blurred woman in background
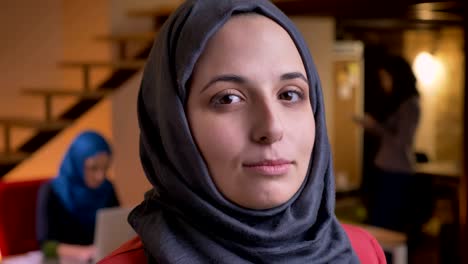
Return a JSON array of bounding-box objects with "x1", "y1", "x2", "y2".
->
[{"x1": 36, "y1": 130, "x2": 119, "y2": 262}]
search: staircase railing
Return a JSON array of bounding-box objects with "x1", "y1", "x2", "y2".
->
[{"x1": 0, "y1": 5, "x2": 174, "y2": 177}]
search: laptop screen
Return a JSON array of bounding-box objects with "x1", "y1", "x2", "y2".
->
[{"x1": 93, "y1": 207, "x2": 136, "y2": 262}]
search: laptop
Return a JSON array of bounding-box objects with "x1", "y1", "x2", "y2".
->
[{"x1": 93, "y1": 207, "x2": 136, "y2": 262}]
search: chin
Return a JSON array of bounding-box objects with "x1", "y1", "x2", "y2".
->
[
  {"x1": 244, "y1": 200, "x2": 288, "y2": 210},
  {"x1": 219, "y1": 179, "x2": 301, "y2": 210},
  {"x1": 237, "y1": 191, "x2": 294, "y2": 210},
  {"x1": 88, "y1": 182, "x2": 104, "y2": 189}
]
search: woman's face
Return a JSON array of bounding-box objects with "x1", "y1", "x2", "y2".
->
[
  {"x1": 83, "y1": 152, "x2": 111, "y2": 189},
  {"x1": 187, "y1": 15, "x2": 315, "y2": 210}
]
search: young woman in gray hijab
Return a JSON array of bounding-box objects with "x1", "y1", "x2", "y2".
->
[{"x1": 99, "y1": 0, "x2": 385, "y2": 263}]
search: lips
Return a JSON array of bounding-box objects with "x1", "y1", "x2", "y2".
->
[{"x1": 243, "y1": 159, "x2": 293, "y2": 176}]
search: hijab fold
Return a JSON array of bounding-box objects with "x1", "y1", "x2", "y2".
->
[{"x1": 131, "y1": 0, "x2": 359, "y2": 263}]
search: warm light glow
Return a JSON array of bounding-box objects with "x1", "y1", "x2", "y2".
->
[{"x1": 413, "y1": 52, "x2": 443, "y2": 87}]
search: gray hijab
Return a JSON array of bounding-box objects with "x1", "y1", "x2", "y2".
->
[{"x1": 130, "y1": 0, "x2": 359, "y2": 263}]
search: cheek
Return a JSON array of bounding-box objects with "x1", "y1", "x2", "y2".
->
[
  {"x1": 85, "y1": 171, "x2": 105, "y2": 188},
  {"x1": 84, "y1": 171, "x2": 94, "y2": 187},
  {"x1": 287, "y1": 109, "x2": 315, "y2": 160},
  {"x1": 189, "y1": 111, "x2": 246, "y2": 167},
  {"x1": 303, "y1": 116, "x2": 315, "y2": 148}
]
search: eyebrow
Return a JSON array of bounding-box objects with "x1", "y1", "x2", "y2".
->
[
  {"x1": 280, "y1": 72, "x2": 308, "y2": 83},
  {"x1": 201, "y1": 75, "x2": 247, "y2": 94},
  {"x1": 200, "y1": 72, "x2": 308, "y2": 94}
]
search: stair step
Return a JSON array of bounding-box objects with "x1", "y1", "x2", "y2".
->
[
  {"x1": 0, "y1": 118, "x2": 72, "y2": 130},
  {"x1": 59, "y1": 60, "x2": 146, "y2": 70},
  {"x1": 95, "y1": 31, "x2": 158, "y2": 42},
  {"x1": 127, "y1": 5, "x2": 175, "y2": 18},
  {"x1": 22, "y1": 88, "x2": 113, "y2": 98},
  {"x1": 0, "y1": 152, "x2": 30, "y2": 164}
]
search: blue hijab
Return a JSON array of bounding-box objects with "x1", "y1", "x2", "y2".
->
[{"x1": 51, "y1": 130, "x2": 114, "y2": 228}]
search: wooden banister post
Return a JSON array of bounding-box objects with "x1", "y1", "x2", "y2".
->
[
  {"x1": 3, "y1": 124, "x2": 11, "y2": 154},
  {"x1": 44, "y1": 94, "x2": 52, "y2": 121},
  {"x1": 118, "y1": 40, "x2": 127, "y2": 60},
  {"x1": 83, "y1": 65, "x2": 90, "y2": 91}
]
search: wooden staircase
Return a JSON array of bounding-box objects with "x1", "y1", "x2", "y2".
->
[{"x1": 0, "y1": 5, "x2": 175, "y2": 177}]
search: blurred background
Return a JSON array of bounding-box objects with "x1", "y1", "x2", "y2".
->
[{"x1": 0, "y1": 0, "x2": 466, "y2": 263}]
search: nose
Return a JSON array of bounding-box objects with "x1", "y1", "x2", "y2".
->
[{"x1": 250, "y1": 99, "x2": 284, "y2": 145}]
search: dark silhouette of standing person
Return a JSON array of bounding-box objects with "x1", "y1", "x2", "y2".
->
[{"x1": 354, "y1": 55, "x2": 420, "y2": 233}]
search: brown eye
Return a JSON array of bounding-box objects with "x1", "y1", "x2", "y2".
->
[
  {"x1": 279, "y1": 90, "x2": 303, "y2": 102},
  {"x1": 213, "y1": 94, "x2": 243, "y2": 105}
]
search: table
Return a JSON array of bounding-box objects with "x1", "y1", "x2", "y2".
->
[
  {"x1": 415, "y1": 160, "x2": 461, "y2": 263},
  {"x1": 415, "y1": 160, "x2": 460, "y2": 183},
  {"x1": 415, "y1": 160, "x2": 460, "y2": 221},
  {"x1": 2, "y1": 251, "x2": 53, "y2": 264},
  {"x1": 2, "y1": 251, "x2": 89, "y2": 264},
  {"x1": 355, "y1": 223, "x2": 408, "y2": 264}
]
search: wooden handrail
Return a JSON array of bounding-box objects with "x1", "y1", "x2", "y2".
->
[
  {"x1": 3, "y1": 124, "x2": 11, "y2": 154},
  {"x1": 0, "y1": 118, "x2": 71, "y2": 154},
  {"x1": 22, "y1": 88, "x2": 113, "y2": 120},
  {"x1": 59, "y1": 60, "x2": 145, "y2": 69},
  {"x1": 58, "y1": 60, "x2": 145, "y2": 90},
  {"x1": 22, "y1": 88, "x2": 112, "y2": 98},
  {"x1": 94, "y1": 32, "x2": 158, "y2": 59},
  {"x1": 0, "y1": 152, "x2": 30, "y2": 164},
  {"x1": 0, "y1": 118, "x2": 72, "y2": 130}
]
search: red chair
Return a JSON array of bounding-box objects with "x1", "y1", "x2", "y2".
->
[{"x1": 0, "y1": 178, "x2": 47, "y2": 257}]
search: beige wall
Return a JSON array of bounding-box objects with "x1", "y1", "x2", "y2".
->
[
  {"x1": 2, "y1": 0, "x2": 114, "y2": 183},
  {"x1": 59, "y1": 0, "x2": 112, "y2": 115},
  {"x1": 292, "y1": 17, "x2": 335, "y2": 145},
  {"x1": 110, "y1": 0, "x2": 182, "y2": 34},
  {"x1": 0, "y1": 0, "x2": 63, "y2": 150},
  {"x1": 0, "y1": 0, "x2": 112, "y2": 151},
  {"x1": 292, "y1": 17, "x2": 336, "y2": 147},
  {"x1": 111, "y1": 72, "x2": 149, "y2": 206},
  {"x1": 0, "y1": 0, "x2": 62, "y2": 117},
  {"x1": 109, "y1": 0, "x2": 183, "y2": 59},
  {"x1": 403, "y1": 27, "x2": 464, "y2": 163},
  {"x1": 108, "y1": 0, "x2": 183, "y2": 206}
]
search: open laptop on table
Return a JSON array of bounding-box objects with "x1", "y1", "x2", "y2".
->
[
  {"x1": 93, "y1": 207, "x2": 136, "y2": 263},
  {"x1": 2, "y1": 207, "x2": 136, "y2": 264}
]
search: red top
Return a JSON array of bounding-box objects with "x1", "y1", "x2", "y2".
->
[{"x1": 98, "y1": 224, "x2": 386, "y2": 264}]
